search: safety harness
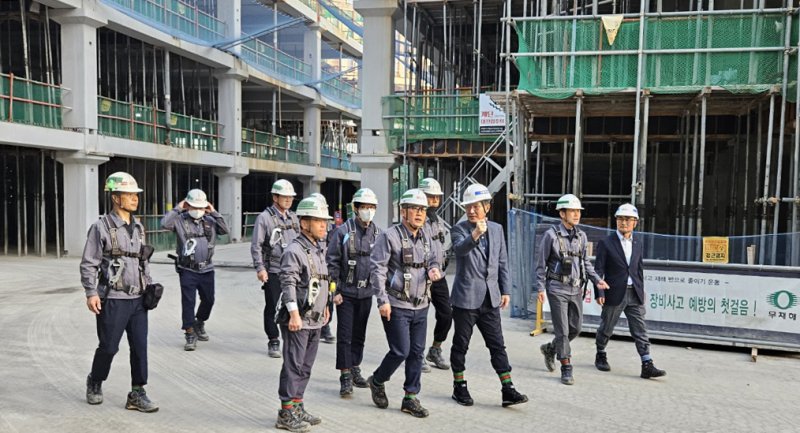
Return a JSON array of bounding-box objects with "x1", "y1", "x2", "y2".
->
[
  {"x1": 261, "y1": 206, "x2": 299, "y2": 265},
  {"x1": 99, "y1": 214, "x2": 146, "y2": 295},
  {"x1": 546, "y1": 225, "x2": 587, "y2": 288},
  {"x1": 345, "y1": 219, "x2": 377, "y2": 288},
  {"x1": 386, "y1": 225, "x2": 431, "y2": 306},
  {"x1": 178, "y1": 215, "x2": 215, "y2": 271},
  {"x1": 300, "y1": 236, "x2": 329, "y2": 322}
]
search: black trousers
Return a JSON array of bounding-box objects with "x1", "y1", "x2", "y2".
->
[
  {"x1": 450, "y1": 294, "x2": 511, "y2": 375},
  {"x1": 373, "y1": 307, "x2": 428, "y2": 394},
  {"x1": 430, "y1": 278, "x2": 452, "y2": 344},
  {"x1": 179, "y1": 270, "x2": 215, "y2": 330},
  {"x1": 263, "y1": 273, "x2": 281, "y2": 340},
  {"x1": 335, "y1": 295, "x2": 372, "y2": 369},
  {"x1": 90, "y1": 297, "x2": 148, "y2": 386}
]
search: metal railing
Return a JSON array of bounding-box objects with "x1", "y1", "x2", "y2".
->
[
  {"x1": 320, "y1": 141, "x2": 359, "y2": 172},
  {"x1": 105, "y1": 0, "x2": 226, "y2": 44},
  {"x1": 240, "y1": 38, "x2": 313, "y2": 84},
  {"x1": 0, "y1": 73, "x2": 63, "y2": 129},
  {"x1": 97, "y1": 96, "x2": 222, "y2": 152},
  {"x1": 241, "y1": 127, "x2": 309, "y2": 164}
]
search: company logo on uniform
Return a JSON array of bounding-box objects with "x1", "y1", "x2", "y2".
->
[{"x1": 766, "y1": 290, "x2": 799, "y2": 310}]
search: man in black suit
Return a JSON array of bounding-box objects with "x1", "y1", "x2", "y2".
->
[{"x1": 593, "y1": 203, "x2": 666, "y2": 379}]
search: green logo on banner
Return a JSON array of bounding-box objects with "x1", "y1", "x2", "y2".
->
[{"x1": 766, "y1": 290, "x2": 799, "y2": 310}]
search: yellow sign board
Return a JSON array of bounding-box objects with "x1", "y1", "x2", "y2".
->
[{"x1": 702, "y1": 237, "x2": 729, "y2": 264}]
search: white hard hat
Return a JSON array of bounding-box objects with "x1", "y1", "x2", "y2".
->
[
  {"x1": 419, "y1": 178, "x2": 444, "y2": 196},
  {"x1": 185, "y1": 189, "x2": 209, "y2": 208},
  {"x1": 296, "y1": 196, "x2": 332, "y2": 220},
  {"x1": 399, "y1": 189, "x2": 428, "y2": 208},
  {"x1": 310, "y1": 193, "x2": 328, "y2": 206},
  {"x1": 556, "y1": 194, "x2": 583, "y2": 210},
  {"x1": 271, "y1": 179, "x2": 297, "y2": 197},
  {"x1": 461, "y1": 183, "x2": 492, "y2": 206},
  {"x1": 615, "y1": 203, "x2": 639, "y2": 219},
  {"x1": 104, "y1": 171, "x2": 142, "y2": 193},
  {"x1": 352, "y1": 188, "x2": 379, "y2": 205}
]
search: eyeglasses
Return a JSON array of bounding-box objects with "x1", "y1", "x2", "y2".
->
[
  {"x1": 405, "y1": 206, "x2": 427, "y2": 213},
  {"x1": 616, "y1": 217, "x2": 637, "y2": 223}
]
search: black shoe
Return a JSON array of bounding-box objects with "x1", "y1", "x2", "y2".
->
[
  {"x1": 351, "y1": 366, "x2": 368, "y2": 388},
  {"x1": 426, "y1": 346, "x2": 450, "y2": 370},
  {"x1": 560, "y1": 364, "x2": 574, "y2": 385},
  {"x1": 184, "y1": 332, "x2": 197, "y2": 351},
  {"x1": 451, "y1": 381, "x2": 473, "y2": 406},
  {"x1": 339, "y1": 373, "x2": 353, "y2": 398},
  {"x1": 268, "y1": 339, "x2": 282, "y2": 358},
  {"x1": 320, "y1": 326, "x2": 336, "y2": 344},
  {"x1": 501, "y1": 384, "x2": 529, "y2": 407},
  {"x1": 540, "y1": 343, "x2": 556, "y2": 372},
  {"x1": 400, "y1": 397, "x2": 429, "y2": 418},
  {"x1": 641, "y1": 360, "x2": 666, "y2": 379},
  {"x1": 367, "y1": 375, "x2": 388, "y2": 409},
  {"x1": 595, "y1": 352, "x2": 611, "y2": 372},
  {"x1": 125, "y1": 388, "x2": 159, "y2": 413},
  {"x1": 294, "y1": 403, "x2": 322, "y2": 426},
  {"x1": 275, "y1": 408, "x2": 310, "y2": 433},
  {"x1": 193, "y1": 320, "x2": 209, "y2": 341},
  {"x1": 86, "y1": 374, "x2": 103, "y2": 405}
]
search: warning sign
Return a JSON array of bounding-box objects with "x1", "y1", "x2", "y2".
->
[{"x1": 702, "y1": 237, "x2": 729, "y2": 264}]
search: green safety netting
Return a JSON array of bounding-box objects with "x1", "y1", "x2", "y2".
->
[
  {"x1": 515, "y1": 13, "x2": 798, "y2": 101},
  {"x1": 0, "y1": 74, "x2": 62, "y2": 128},
  {"x1": 382, "y1": 94, "x2": 496, "y2": 150},
  {"x1": 241, "y1": 128, "x2": 309, "y2": 164}
]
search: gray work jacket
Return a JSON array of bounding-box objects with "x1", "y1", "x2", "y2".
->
[
  {"x1": 534, "y1": 222, "x2": 601, "y2": 296},
  {"x1": 280, "y1": 234, "x2": 330, "y2": 329},
  {"x1": 370, "y1": 223, "x2": 440, "y2": 310},
  {"x1": 423, "y1": 214, "x2": 449, "y2": 269},
  {"x1": 250, "y1": 205, "x2": 299, "y2": 274},
  {"x1": 80, "y1": 212, "x2": 152, "y2": 299},
  {"x1": 161, "y1": 208, "x2": 229, "y2": 273},
  {"x1": 326, "y1": 218, "x2": 381, "y2": 299}
]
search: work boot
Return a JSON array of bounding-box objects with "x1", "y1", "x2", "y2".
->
[
  {"x1": 85, "y1": 374, "x2": 103, "y2": 405},
  {"x1": 540, "y1": 343, "x2": 556, "y2": 372},
  {"x1": 451, "y1": 381, "x2": 473, "y2": 406},
  {"x1": 367, "y1": 375, "x2": 388, "y2": 409},
  {"x1": 501, "y1": 384, "x2": 529, "y2": 407},
  {"x1": 400, "y1": 397, "x2": 429, "y2": 418},
  {"x1": 425, "y1": 346, "x2": 450, "y2": 370},
  {"x1": 193, "y1": 320, "x2": 209, "y2": 341},
  {"x1": 595, "y1": 352, "x2": 611, "y2": 372},
  {"x1": 320, "y1": 325, "x2": 336, "y2": 344},
  {"x1": 268, "y1": 339, "x2": 282, "y2": 358},
  {"x1": 560, "y1": 364, "x2": 574, "y2": 385},
  {"x1": 275, "y1": 408, "x2": 310, "y2": 433},
  {"x1": 641, "y1": 360, "x2": 666, "y2": 379},
  {"x1": 339, "y1": 373, "x2": 353, "y2": 398},
  {"x1": 421, "y1": 360, "x2": 432, "y2": 373},
  {"x1": 351, "y1": 366, "x2": 368, "y2": 388},
  {"x1": 184, "y1": 332, "x2": 197, "y2": 351},
  {"x1": 125, "y1": 388, "x2": 159, "y2": 413},
  {"x1": 294, "y1": 403, "x2": 322, "y2": 426}
]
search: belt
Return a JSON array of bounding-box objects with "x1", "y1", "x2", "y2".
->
[
  {"x1": 626, "y1": 284, "x2": 634, "y2": 289},
  {"x1": 387, "y1": 288, "x2": 427, "y2": 306},
  {"x1": 546, "y1": 271, "x2": 581, "y2": 287}
]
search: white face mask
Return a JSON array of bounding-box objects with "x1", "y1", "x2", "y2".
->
[
  {"x1": 188, "y1": 209, "x2": 205, "y2": 220},
  {"x1": 358, "y1": 208, "x2": 376, "y2": 223}
]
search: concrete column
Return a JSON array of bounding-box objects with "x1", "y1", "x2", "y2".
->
[
  {"x1": 55, "y1": 151, "x2": 108, "y2": 257},
  {"x1": 305, "y1": 23, "x2": 322, "y2": 82},
  {"x1": 301, "y1": 176, "x2": 326, "y2": 196},
  {"x1": 214, "y1": 64, "x2": 248, "y2": 240},
  {"x1": 303, "y1": 102, "x2": 323, "y2": 167},
  {"x1": 218, "y1": 0, "x2": 242, "y2": 55},
  {"x1": 353, "y1": 0, "x2": 398, "y2": 227},
  {"x1": 52, "y1": 7, "x2": 107, "y2": 132}
]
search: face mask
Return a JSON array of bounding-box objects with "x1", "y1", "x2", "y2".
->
[
  {"x1": 358, "y1": 208, "x2": 376, "y2": 223},
  {"x1": 188, "y1": 209, "x2": 205, "y2": 220}
]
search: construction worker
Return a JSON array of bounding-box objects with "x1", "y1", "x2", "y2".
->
[
  {"x1": 593, "y1": 203, "x2": 666, "y2": 379},
  {"x1": 419, "y1": 178, "x2": 451, "y2": 372},
  {"x1": 310, "y1": 192, "x2": 336, "y2": 345},
  {"x1": 275, "y1": 196, "x2": 332, "y2": 432},
  {"x1": 535, "y1": 194, "x2": 608, "y2": 385},
  {"x1": 367, "y1": 189, "x2": 443, "y2": 418},
  {"x1": 448, "y1": 184, "x2": 528, "y2": 407},
  {"x1": 80, "y1": 171, "x2": 158, "y2": 412},
  {"x1": 326, "y1": 188, "x2": 381, "y2": 398},
  {"x1": 161, "y1": 189, "x2": 229, "y2": 351},
  {"x1": 251, "y1": 179, "x2": 300, "y2": 358}
]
